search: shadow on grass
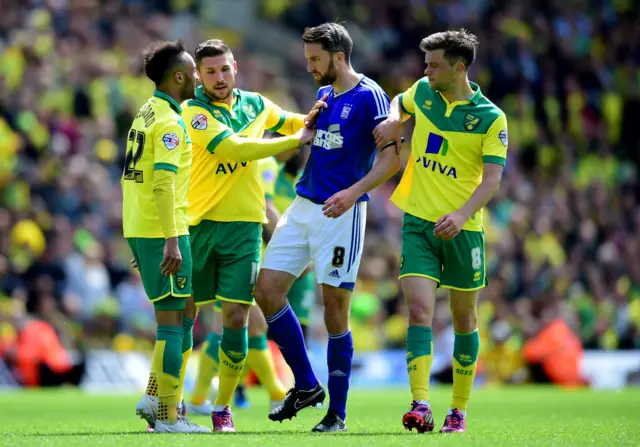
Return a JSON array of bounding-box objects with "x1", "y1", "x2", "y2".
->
[{"x1": 17, "y1": 430, "x2": 418, "y2": 437}]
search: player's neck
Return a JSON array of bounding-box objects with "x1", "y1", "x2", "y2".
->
[
  {"x1": 156, "y1": 85, "x2": 183, "y2": 105},
  {"x1": 332, "y1": 67, "x2": 361, "y2": 95},
  {"x1": 440, "y1": 78, "x2": 474, "y2": 103}
]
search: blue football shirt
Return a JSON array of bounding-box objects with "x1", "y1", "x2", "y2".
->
[{"x1": 296, "y1": 76, "x2": 390, "y2": 204}]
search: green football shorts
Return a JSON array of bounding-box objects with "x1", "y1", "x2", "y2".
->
[
  {"x1": 399, "y1": 213, "x2": 487, "y2": 291},
  {"x1": 288, "y1": 270, "x2": 315, "y2": 325},
  {"x1": 190, "y1": 220, "x2": 261, "y2": 306},
  {"x1": 127, "y1": 235, "x2": 191, "y2": 311}
]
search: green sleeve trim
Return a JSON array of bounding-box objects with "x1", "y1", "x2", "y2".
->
[
  {"x1": 264, "y1": 193, "x2": 274, "y2": 200},
  {"x1": 268, "y1": 112, "x2": 288, "y2": 133},
  {"x1": 399, "y1": 93, "x2": 414, "y2": 116},
  {"x1": 206, "y1": 129, "x2": 234, "y2": 154},
  {"x1": 482, "y1": 155, "x2": 506, "y2": 166},
  {"x1": 153, "y1": 163, "x2": 178, "y2": 173}
]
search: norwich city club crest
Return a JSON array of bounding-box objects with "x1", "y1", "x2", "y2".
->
[
  {"x1": 176, "y1": 276, "x2": 187, "y2": 290},
  {"x1": 463, "y1": 113, "x2": 481, "y2": 131}
]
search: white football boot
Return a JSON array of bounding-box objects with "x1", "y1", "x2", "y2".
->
[
  {"x1": 187, "y1": 400, "x2": 215, "y2": 416},
  {"x1": 135, "y1": 394, "x2": 158, "y2": 428},
  {"x1": 154, "y1": 418, "x2": 212, "y2": 433}
]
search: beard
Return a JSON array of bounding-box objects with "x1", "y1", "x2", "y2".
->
[
  {"x1": 314, "y1": 60, "x2": 338, "y2": 87},
  {"x1": 203, "y1": 83, "x2": 232, "y2": 101}
]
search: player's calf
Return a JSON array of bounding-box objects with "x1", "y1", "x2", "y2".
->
[
  {"x1": 322, "y1": 285, "x2": 353, "y2": 427},
  {"x1": 215, "y1": 302, "x2": 249, "y2": 414}
]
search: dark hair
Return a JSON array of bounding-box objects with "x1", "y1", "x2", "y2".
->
[
  {"x1": 420, "y1": 29, "x2": 479, "y2": 70},
  {"x1": 302, "y1": 22, "x2": 353, "y2": 63},
  {"x1": 195, "y1": 39, "x2": 233, "y2": 66},
  {"x1": 142, "y1": 40, "x2": 187, "y2": 84}
]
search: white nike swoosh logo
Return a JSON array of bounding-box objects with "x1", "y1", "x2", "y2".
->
[{"x1": 293, "y1": 388, "x2": 323, "y2": 410}]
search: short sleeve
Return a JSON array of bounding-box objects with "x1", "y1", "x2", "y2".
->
[
  {"x1": 482, "y1": 113, "x2": 508, "y2": 165},
  {"x1": 182, "y1": 105, "x2": 233, "y2": 154},
  {"x1": 153, "y1": 121, "x2": 186, "y2": 172},
  {"x1": 399, "y1": 78, "x2": 422, "y2": 116},
  {"x1": 363, "y1": 84, "x2": 391, "y2": 133}
]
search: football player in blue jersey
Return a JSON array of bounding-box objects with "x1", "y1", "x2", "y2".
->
[{"x1": 253, "y1": 22, "x2": 401, "y2": 432}]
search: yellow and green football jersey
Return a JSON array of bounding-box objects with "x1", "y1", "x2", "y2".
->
[
  {"x1": 273, "y1": 167, "x2": 299, "y2": 215},
  {"x1": 391, "y1": 78, "x2": 508, "y2": 232},
  {"x1": 258, "y1": 156, "x2": 279, "y2": 201},
  {"x1": 121, "y1": 90, "x2": 192, "y2": 238},
  {"x1": 182, "y1": 86, "x2": 305, "y2": 226}
]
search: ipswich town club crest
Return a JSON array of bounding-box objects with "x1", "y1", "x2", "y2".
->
[{"x1": 340, "y1": 104, "x2": 352, "y2": 119}]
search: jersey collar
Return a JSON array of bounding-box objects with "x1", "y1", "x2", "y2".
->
[
  {"x1": 194, "y1": 86, "x2": 239, "y2": 110},
  {"x1": 437, "y1": 82, "x2": 483, "y2": 111},
  {"x1": 153, "y1": 90, "x2": 182, "y2": 114},
  {"x1": 469, "y1": 82, "x2": 482, "y2": 105},
  {"x1": 332, "y1": 75, "x2": 365, "y2": 98}
]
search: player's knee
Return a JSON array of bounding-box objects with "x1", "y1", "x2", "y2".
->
[
  {"x1": 451, "y1": 310, "x2": 477, "y2": 333},
  {"x1": 247, "y1": 306, "x2": 267, "y2": 336},
  {"x1": 254, "y1": 273, "x2": 287, "y2": 316},
  {"x1": 406, "y1": 295, "x2": 434, "y2": 326},
  {"x1": 449, "y1": 291, "x2": 478, "y2": 332},
  {"x1": 222, "y1": 302, "x2": 250, "y2": 330},
  {"x1": 183, "y1": 296, "x2": 198, "y2": 320}
]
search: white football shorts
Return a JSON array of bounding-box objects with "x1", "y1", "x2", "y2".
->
[{"x1": 261, "y1": 196, "x2": 367, "y2": 291}]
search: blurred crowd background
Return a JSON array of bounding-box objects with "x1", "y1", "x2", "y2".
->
[{"x1": 1, "y1": 0, "x2": 640, "y2": 387}]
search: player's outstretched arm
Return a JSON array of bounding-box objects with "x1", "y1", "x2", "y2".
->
[
  {"x1": 263, "y1": 95, "x2": 328, "y2": 136},
  {"x1": 373, "y1": 95, "x2": 410, "y2": 149},
  {"x1": 323, "y1": 144, "x2": 401, "y2": 218},
  {"x1": 215, "y1": 127, "x2": 316, "y2": 162},
  {"x1": 433, "y1": 163, "x2": 504, "y2": 240}
]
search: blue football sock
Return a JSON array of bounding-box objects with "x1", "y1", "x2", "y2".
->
[
  {"x1": 265, "y1": 304, "x2": 318, "y2": 390},
  {"x1": 327, "y1": 330, "x2": 353, "y2": 421}
]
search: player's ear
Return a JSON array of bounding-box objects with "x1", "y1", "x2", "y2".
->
[
  {"x1": 174, "y1": 71, "x2": 184, "y2": 84},
  {"x1": 233, "y1": 60, "x2": 238, "y2": 74}
]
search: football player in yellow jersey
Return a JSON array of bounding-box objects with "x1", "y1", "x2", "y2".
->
[
  {"x1": 188, "y1": 157, "x2": 290, "y2": 415},
  {"x1": 124, "y1": 41, "x2": 209, "y2": 434},
  {"x1": 180, "y1": 39, "x2": 320, "y2": 432},
  {"x1": 374, "y1": 29, "x2": 508, "y2": 434}
]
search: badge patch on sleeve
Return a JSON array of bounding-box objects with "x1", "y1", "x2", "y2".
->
[
  {"x1": 162, "y1": 133, "x2": 180, "y2": 150},
  {"x1": 191, "y1": 114, "x2": 208, "y2": 130},
  {"x1": 498, "y1": 129, "x2": 508, "y2": 147},
  {"x1": 262, "y1": 170, "x2": 275, "y2": 183}
]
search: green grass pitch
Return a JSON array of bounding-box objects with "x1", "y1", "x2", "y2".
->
[{"x1": 1, "y1": 386, "x2": 639, "y2": 446}]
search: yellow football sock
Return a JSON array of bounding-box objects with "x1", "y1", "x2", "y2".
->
[
  {"x1": 153, "y1": 326, "x2": 183, "y2": 423},
  {"x1": 451, "y1": 330, "x2": 480, "y2": 411},
  {"x1": 145, "y1": 374, "x2": 158, "y2": 397},
  {"x1": 215, "y1": 327, "x2": 248, "y2": 407},
  {"x1": 406, "y1": 326, "x2": 433, "y2": 402},
  {"x1": 177, "y1": 348, "x2": 192, "y2": 405},
  {"x1": 177, "y1": 317, "x2": 194, "y2": 404},
  {"x1": 247, "y1": 335, "x2": 287, "y2": 401},
  {"x1": 191, "y1": 335, "x2": 220, "y2": 406}
]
